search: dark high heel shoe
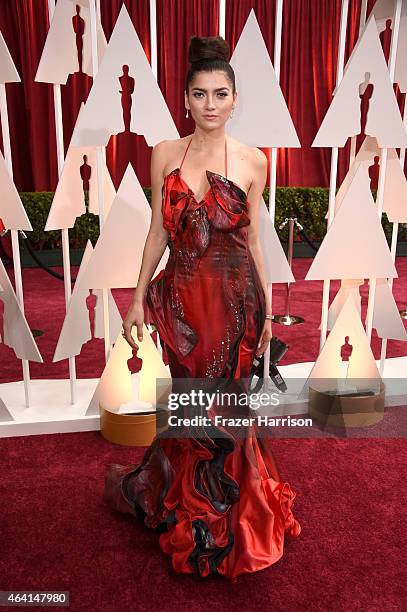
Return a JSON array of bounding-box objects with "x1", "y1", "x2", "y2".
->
[{"x1": 249, "y1": 337, "x2": 289, "y2": 393}]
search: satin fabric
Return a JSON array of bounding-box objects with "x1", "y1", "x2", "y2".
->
[{"x1": 104, "y1": 167, "x2": 301, "y2": 579}]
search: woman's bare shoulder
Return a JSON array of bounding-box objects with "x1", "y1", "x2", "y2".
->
[
  {"x1": 152, "y1": 137, "x2": 191, "y2": 175},
  {"x1": 230, "y1": 138, "x2": 267, "y2": 165},
  {"x1": 250, "y1": 146, "x2": 268, "y2": 171},
  {"x1": 229, "y1": 136, "x2": 267, "y2": 177}
]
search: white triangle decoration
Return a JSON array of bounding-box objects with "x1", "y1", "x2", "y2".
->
[
  {"x1": 313, "y1": 15, "x2": 407, "y2": 147},
  {"x1": 71, "y1": 5, "x2": 178, "y2": 147},
  {"x1": 394, "y1": 15, "x2": 407, "y2": 93},
  {"x1": 93, "y1": 290, "x2": 123, "y2": 341},
  {"x1": 332, "y1": 136, "x2": 379, "y2": 216},
  {"x1": 326, "y1": 279, "x2": 364, "y2": 330},
  {"x1": 331, "y1": 137, "x2": 407, "y2": 223},
  {"x1": 368, "y1": 278, "x2": 407, "y2": 340},
  {"x1": 45, "y1": 103, "x2": 116, "y2": 230},
  {"x1": 0, "y1": 395, "x2": 13, "y2": 421},
  {"x1": 0, "y1": 152, "x2": 32, "y2": 231},
  {"x1": 0, "y1": 260, "x2": 42, "y2": 362},
  {"x1": 228, "y1": 9, "x2": 300, "y2": 147},
  {"x1": 300, "y1": 296, "x2": 382, "y2": 397},
  {"x1": 117, "y1": 372, "x2": 153, "y2": 414},
  {"x1": 373, "y1": 0, "x2": 407, "y2": 93},
  {"x1": 44, "y1": 147, "x2": 116, "y2": 230},
  {"x1": 89, "y1": 324, "x2": 170, "y2": 413},
  {"x1": 77, "y1": 164, "x2": 168, "y2": 289},
  {"x1": 35, "y1": 0, "x2": 107, "y2": 84},
  {"x1": 381, "y1": 149, "x2": 407, "y2": 223},
  {"x1": 0, "y1": 30, "x2": 20, "y2": 83},
  {"x1": 258, "y1": 198, "x2": 295, "y2": 283},
  {"x1": 372, "y1": 0, "x2": 398, "y2": 23},
  {"x1": 306, "y1": 164, "x2": 398, "y2": 280},
  {"x1": 53, "y1": 241, "x2": 123, "y2": 362}
]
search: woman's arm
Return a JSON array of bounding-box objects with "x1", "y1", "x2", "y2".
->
[
  {"x1": 122, "y1": 141, "x2": 170, "y2": 347},
  {"x1": 246, "y1": 147, "x2": 272, "y2": 357},
  {"x1": 246, "y1": 147, "x2": 271, "y2": 316}
]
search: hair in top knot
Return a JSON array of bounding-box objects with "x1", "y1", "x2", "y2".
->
[
  {"x1": 188, "y1": 36, "x2": 230, "y2": 64},
  {"x1": 185, "y1": 35, "x2": 235, "y2": 94}
]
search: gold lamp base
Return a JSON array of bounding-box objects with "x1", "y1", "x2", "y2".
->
[
  {"x1": 308, "y1": 382, "x2": 385, "y2": 428},
  {"x1": 272, "y1": 314, "x2": 305, "y2": 325},
  {"x1": 99, "y1": 404, "x2": 169, "y2": 446}
]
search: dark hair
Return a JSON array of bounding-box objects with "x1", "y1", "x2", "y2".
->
[{"x1": 185, "y1": 36, "x2": 236, "y2": 94}]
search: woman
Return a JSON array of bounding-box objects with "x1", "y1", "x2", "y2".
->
[{"x1": 104, "y1": 35, "x2": 301, "y2": 580}]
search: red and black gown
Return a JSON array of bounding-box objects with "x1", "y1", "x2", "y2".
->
[{"x1": 104, "y1": 137, "x2": 301, "y2": 579}]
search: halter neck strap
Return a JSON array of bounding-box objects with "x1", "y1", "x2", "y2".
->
[
  {"x1": 179, "y1": 138, "x2": 192, "y2": 170},
  {"x1": 179, "y1": 137, "x2": 228, "y2": 178}
]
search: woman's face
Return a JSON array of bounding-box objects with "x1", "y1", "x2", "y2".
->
[{"x1": 185, "y1": 70, "x2": 236, "y2": 128}]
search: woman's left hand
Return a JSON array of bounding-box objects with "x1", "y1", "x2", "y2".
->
[{"x1": 256, "y1": 319, "x2": 272, "y2": 357}]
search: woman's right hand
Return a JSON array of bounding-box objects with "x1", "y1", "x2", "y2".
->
[{"x1": 122, "y1": 300, "x2": 144, "y2": 350}]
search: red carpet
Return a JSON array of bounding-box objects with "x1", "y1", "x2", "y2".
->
[
  {"x1": 0, "y1": 257, "x2": 406, "y2": 382},
  {"x1": 0, "y1": 432, "x2": 405, "y2": 610},
  {"x1": 0, "y1": 259, "x2": 406, "y2": 608}
]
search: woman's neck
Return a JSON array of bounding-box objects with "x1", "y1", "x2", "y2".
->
[{"x1": 189, "y1": 128, "x2": 227, "y2": 153}]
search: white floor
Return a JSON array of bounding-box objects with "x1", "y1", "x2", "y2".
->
[{"x1": 0, "y1": 356, "x2": 405, "y2": 438}]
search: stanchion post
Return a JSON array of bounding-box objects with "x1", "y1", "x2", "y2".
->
[{"x1": 273, "y1": 217, "x2": 304, "y2": 326}]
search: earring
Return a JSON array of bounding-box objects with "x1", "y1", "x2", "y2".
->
[
  {"x1": 230, "y1": 107, "x2": 235, "y2": 118},
  {"x1": 186, "y1": 108, "x2": 189, "y2": 118}
]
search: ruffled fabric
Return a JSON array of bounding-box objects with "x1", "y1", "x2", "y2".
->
[
  {"x1": 104, "y1": 167, "x2": 301, "y2": 579},
  {"x1": 206, "y1": 171, "x2": 251, "y2": 232},
  {"x1": 162, "y1": 169, "x2": 250, "y2": 244},
  {"x1": 104, "y1": 428, "x2": 301, "y2": 579}
]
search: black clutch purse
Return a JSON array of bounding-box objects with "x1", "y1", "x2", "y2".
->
[{"x1": 249, "y1": 336, "x2": 289, "y2": 393}]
